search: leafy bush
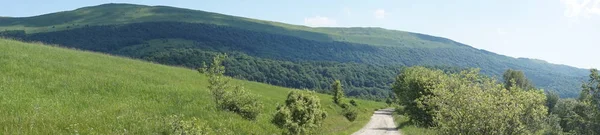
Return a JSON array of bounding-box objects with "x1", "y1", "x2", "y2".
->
[
  {"x1": 340, "y1": 102, "x2": 350, "y2": 109},
  {"x1": 166, "y1": 115, "x2": 213, "y2": 135},
  {"x1": 272, "y1": 91, "x2": 328, "y2": 135},
  {"x1": 343, "y1": 107, "x2": 358, "y2": 122},
  {"x1": 349, "y1": 99, "x2": 358, "y2": 106},
  {"x1": 221, "y1": 86, "x2": 264, "y2": 120}
]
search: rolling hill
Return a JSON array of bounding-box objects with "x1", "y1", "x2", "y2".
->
[
  {"x1": 0, "y1": 38, "x2": 385, "y2": 134},
  {"x1": 0, "y1": 3, "x2": 589, "y2": 98}
]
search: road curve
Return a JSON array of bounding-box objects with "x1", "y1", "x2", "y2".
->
[{"x1": 352, "y1": 108, "x2": 401, "y2": 135}]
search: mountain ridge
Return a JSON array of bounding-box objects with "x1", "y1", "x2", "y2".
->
[{"x1": 0, "y1": 3, "x2": 589, "y2": 98}]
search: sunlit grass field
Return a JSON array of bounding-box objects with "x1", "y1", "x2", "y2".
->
[{"x1": 0, "y1": 39, "x2": 385, "y2": 134}]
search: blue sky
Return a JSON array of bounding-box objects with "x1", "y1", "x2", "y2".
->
[{"x1": 2, "y1": 0, "x2": 599, "y2": 69}]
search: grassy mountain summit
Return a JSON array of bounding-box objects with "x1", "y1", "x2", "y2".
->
[
  {"x1": 0, "y1": 3, "x2": 589, "y2": 98},
  {"x1": 0, "y1": 3, "x2": 463, "y2": 48},
  {"x1": 0, "y1": 39, "x2": 384, "y2": 134}
]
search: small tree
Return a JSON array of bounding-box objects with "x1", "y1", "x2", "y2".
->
[
  {"x1": 199, "y1": 54, "x2": 229, "y2": 107},
  {"x1": 199, "y1": 54, "x2": 263, "y2": 120},
  {"x1": 546, "y1": 91, "x2": 559, "y2": 113},
  {"x1": 503, "y1": 69, "x2": 535, "y2": 90},
  {"x1": 273, "y1": 91, "x2": 328, "y2": 135},
  {"x1": 332, "y1": 80, "x2": 344, "y2": 105}
]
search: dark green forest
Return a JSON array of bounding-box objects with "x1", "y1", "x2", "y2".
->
[{"x1": 0, "y1": 21, "x2": 588, "y2": 98}]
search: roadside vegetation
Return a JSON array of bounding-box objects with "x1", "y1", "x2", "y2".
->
[{"x1": 392, "y1": 66, "x2": 600, "y2": 135}]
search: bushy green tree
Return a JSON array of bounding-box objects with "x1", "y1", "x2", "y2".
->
[
  {"x1": 392, "y1": 66, "x2": 446, "y2": 126},
  {"x1": 332, "y1": 80, "x2": 344, "y2": 105},
  {"x1": 272, "y1": 91, "x2": 328, "y2": 135},
  {"x1": 552, "y1": 98, "x2": 581, "y2": 132},
  {"x1": 566, "y1": 68, "x2": 600, "y2": 134},
  {"x1": 503, "y1": 69, "x2": 535, "y2": 90},
  {"x1": 546, "y1": 91, "x2": 560, "y2": 113}
]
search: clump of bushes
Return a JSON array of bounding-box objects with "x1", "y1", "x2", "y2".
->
[
  {"x1": 220, "y1": 86, "x2": 264, "y2": 120},
  {"x1": 272, "y1": 91, "x2": 327, "y2": 135},
  {"x1": 393, "y1": 67, "x2": 549, "y2": 134},
  {"x1": 166, "y1": 115, "x2": 213, "y2": 135},
  {"x1": 200, "y1": 54, "x2": 263, "y2": 120}
]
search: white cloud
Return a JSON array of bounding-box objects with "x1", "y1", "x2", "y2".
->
[
  {"x1": 588, "y1": 0, "x2": 600, "y2": 15},
  {"x1": 561, "y1": 0, "x2": 600, "y2": 18},
  {"x1": 374, "y1": 9, "x2": 386, "y2": 19},
  {"x1": 304, "y1": 16, "x2": 337, "y2": 27}
]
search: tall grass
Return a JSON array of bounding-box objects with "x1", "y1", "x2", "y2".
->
[
  {"x1": 0, "y1": 39, "x2": 384, "y2": 134},
  {"x1": 392, "y1": 106, "x2": 438, "y2": 135}
]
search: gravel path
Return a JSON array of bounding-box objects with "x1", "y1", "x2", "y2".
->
[{"x1": 351, "y1": 108, "x2": 401, "y2": 135}]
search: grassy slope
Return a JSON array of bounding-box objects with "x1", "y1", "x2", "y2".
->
[{"x1": 0, "y1": 39, "x2": 385, "y2": 134}]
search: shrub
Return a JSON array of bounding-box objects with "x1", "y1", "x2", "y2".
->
[
  {"x1": 349, "y1": 99, "x2": 358, "y2": 106},
  {"x1": 343, "y1": 107, "x2": 358, "y2": 122},
  {"x1": 166, "y1": 115, "x2": 213, "y2": 135},
  {"x1": 340, "y1": 102, "x2": 350, "y2": 109},
  {"x1": 272, "y1": 91, "x2": 328, "y2": 135},
  {"x1": 221, "y1": 86, "x2": 263, "y2": 120}
]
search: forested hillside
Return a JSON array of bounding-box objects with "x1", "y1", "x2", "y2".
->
[{"x1": 0, "y1": 3, "x2": 589, "y2": 98}]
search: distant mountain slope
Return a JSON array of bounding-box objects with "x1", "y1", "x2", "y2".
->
[
  {"x1": 0, "y1": 38, "x2": 384, "y2": 134},
  {"x1": 0, "y1": 3, "x2": 588, "y2": 98},
  {"x1": 0, "y1": 3, "x2": 463, "y2": 48}
]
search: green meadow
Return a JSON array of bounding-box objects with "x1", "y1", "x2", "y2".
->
[{"x1": 0, "y1": 39, "x2": 385, "y2": 134}]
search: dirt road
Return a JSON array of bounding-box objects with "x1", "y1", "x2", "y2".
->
[{"x1": 351, "y1": 108, "x2": 401, "y2": 135}]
